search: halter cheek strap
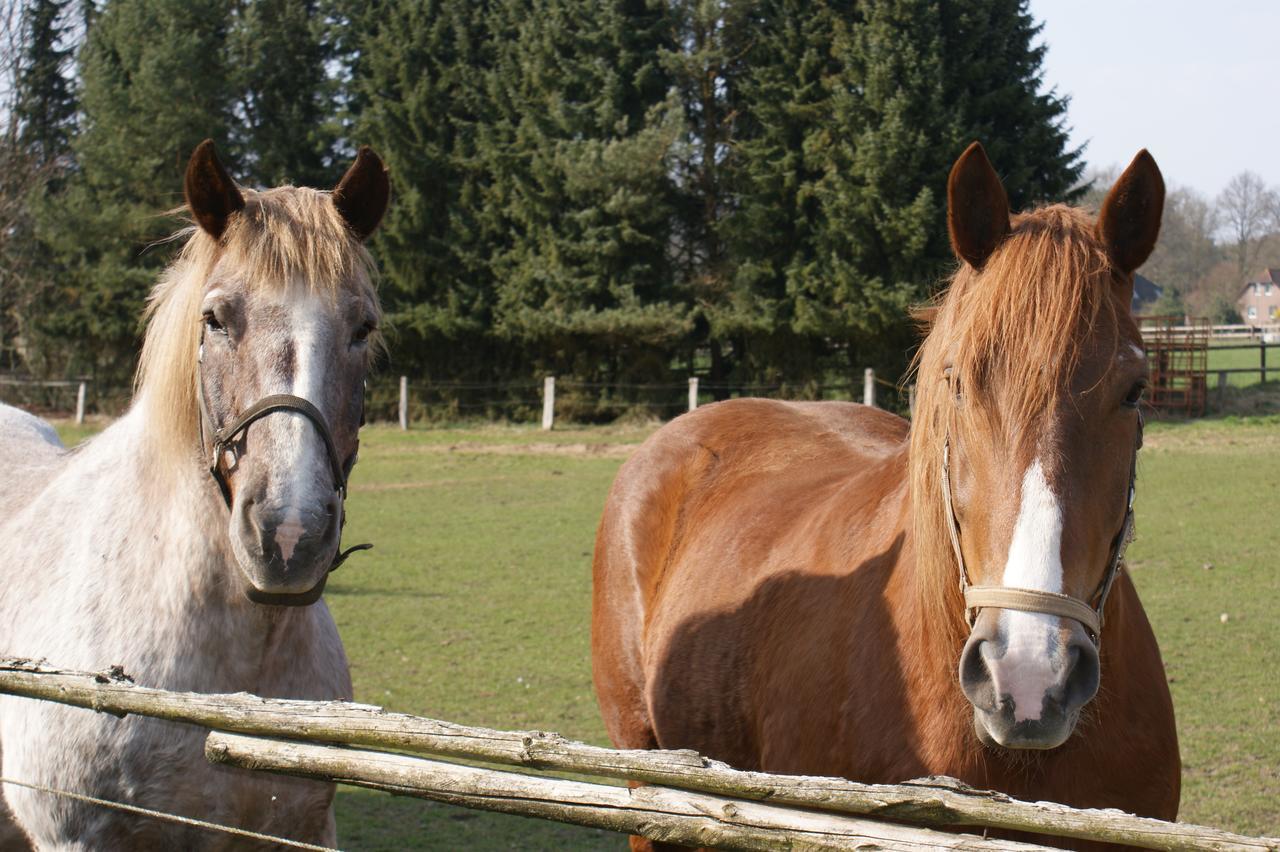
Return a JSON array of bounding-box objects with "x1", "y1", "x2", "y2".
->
[
  {"x1": 941, "y1": 415, "x2": 1141, "y2": 644},
  {"x1": 197, "y1": 340, "x2": 372, "y2": 607}
]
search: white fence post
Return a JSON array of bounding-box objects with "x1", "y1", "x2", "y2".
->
[
  {"x1": 75, "y1": 382, "x2": 86, "y2": 425},
  {"x1": 542, "y1": 376, "x2": 555, "y2": 430},
  {"x1": 908, "y1": 384, "x2": 916, "y2": 417},
  {"x1": 398, "y1": 376, "x2": 408, "y2": 431},
  {"x1": 863, "y1": 368, "x2": 875, "y2": 407},
  {"x1": 687, "y1": 377, "x2": 698, "y2": 412}
]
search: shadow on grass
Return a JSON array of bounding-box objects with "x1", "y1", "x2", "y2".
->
[{"x1": 335, "y1": 786, "x2": 625, "y2": 851}]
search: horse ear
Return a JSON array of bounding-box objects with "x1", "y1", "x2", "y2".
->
[
  {"x1": 1096, "y1": 150, "x2": 1164, "y2": 274},
  {"x1": 332, "y1": 146, "x2": 390, "y2": 242},
  {"x1": 947, "y1": 141, "x2": 1011, "y2": 270},
  {"x1": 185, "y1": 139, "x2": 244, "y2": 239}
]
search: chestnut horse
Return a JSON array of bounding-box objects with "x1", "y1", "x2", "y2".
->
[
  {"x1": 0, "y1": 141, "x2": 387, "y2": 848},
  {"x1": 592, "y1": 143, "x2": 1179, "y2": 850}
]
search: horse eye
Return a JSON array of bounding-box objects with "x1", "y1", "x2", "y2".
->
[
  {"x1": 351, "y1": 322, "x2": 375, "y2": 345},
  {"x1": 1122, "y1": 380, "x2": 1147, "y2": 408},
  {"x1": 203, "y1": 311, "x2": 226, "y2": 335}
]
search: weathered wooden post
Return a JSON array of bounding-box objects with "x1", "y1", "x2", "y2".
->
[
  {"x1": 1261, "y1": 340, "x2": 1268, "y2": 384},
  {"x1": 398, "y1": 376, "x2": 409, "y2": 431},
  {"x1": 863, "y1": 369, "x2": 875, "y2": 408},
  {"x1": 75, "y1": 382, "x2": 86, "y2": 425},
  {"x1": 688, "y1": 377, "x2": 699, "y2": 412},
  {"x1": 542, "y1": 376, "x2": 555, "y2": 430}
]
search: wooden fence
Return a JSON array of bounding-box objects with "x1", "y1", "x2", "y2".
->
[
  {"x1": 1, "y1": 659, "x2": 1275, "y2": 851},
  {"x1": 394, "y1": 369, "x2": 904, "y2": 431}
]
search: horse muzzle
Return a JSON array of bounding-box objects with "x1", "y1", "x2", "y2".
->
[
  {"x1": 959, "y1": 609, "x2": 1100, "y2": 749},
  {"x1": 230, "y1": 484, "x2": 342, "y2": 601}
]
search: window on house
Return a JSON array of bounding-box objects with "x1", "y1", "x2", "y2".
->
[
  {"x1": 1248, "y1": 306, "x2": 1258, "y2": 319},
  {"x1": 1267, "y1": 284, "x2": 1273, "y2": 296}
]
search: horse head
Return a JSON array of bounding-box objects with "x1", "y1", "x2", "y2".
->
[
  {"x1": 915, "y1": 142, "x2": 1163, "y2": 749},
  {"x1": 162, "y1": 141, "x2": 389, "y2": 604}
]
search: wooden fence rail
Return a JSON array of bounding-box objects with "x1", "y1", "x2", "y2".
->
[
  {"x1": 206, "y1": 732, "x2": 1050, "y2": 851},
  {"x1": 1, "y1": 659, "x2": 1275, "y2": 851}
]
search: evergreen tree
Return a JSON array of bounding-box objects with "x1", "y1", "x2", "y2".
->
[
  {"x1": 937, "y1": 0, "x2": 1083, "y2": 208},
  {"x1": 352, "y1": 0, "x2": 501, "y2": 379},
  {"x1": 230, "y1": 0, "x2": 340, "y2": 187},
  {"x1": 486, "y1": 0, "x2": 685, "y2": 386},
  {"x1": 798, "y1": 0, "x2": 947, "y2": 369},
  {"x1": 30, "y1": 0, "x2": 234, "y2": 380},
  {"x1": 718, "y1": 0, "x2": 846, "y2": 385},
  {"x1": 15, "y1": 0, "x2": 77, "y2": 168}
]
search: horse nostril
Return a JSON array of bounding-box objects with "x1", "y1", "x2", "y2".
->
[
  {"x1": 959, "y1": 635, "x2": 997, "y2": 712},
  {"x1": 1062, "y1": 637, "x2": 1101, "y2": 712}
]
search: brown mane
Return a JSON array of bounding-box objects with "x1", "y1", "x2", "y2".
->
[
  {"x1": 134, "y1": 187, "x2": 379, "y2": 471},
  {"x1": 908, "y1": 204, "x2": 1131, "y2": 646}
]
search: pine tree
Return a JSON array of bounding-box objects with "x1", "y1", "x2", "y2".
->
[
  {"x1": 938, "y1": 0, "x2": 1083, "y2": 208},
  {"x1": 15, "y1": 0, "x2": 77, "y2": 168},
  {"x1": 30, "y1": 0, "x2": 235, "y2": 380},
  {"x1": 230, "y1": 0, "x2": 340, "y2": 187},
  {"x1": 485, "y1": 0, "x2": 685, "y2": 387},
  {"x1": 351, "y1": 0, "x2": 501, "y2": 379},
  {"x1": 718, "y1": 0, "x2": 847, "y2": 385},
  {"x1": 797, "y1": 0, "x2": 947, "y2": 369}
]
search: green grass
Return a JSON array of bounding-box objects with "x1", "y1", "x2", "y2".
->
[{"x1": 48, "y1": 418, "x2": 1280, "y2": 846}]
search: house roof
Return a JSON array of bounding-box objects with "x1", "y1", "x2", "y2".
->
[
  {"x1": 1132, "y1": 273, "x2": 1162, "y2": 312},
  {"x1": 1237, "y1": 269, "x2": 1280, "y2": 300}
]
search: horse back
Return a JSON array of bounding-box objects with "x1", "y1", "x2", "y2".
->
[
  {"x1": 0, "y1": 404, "x2": 66, "y2": 516},
  {"x1": 591, "y1": 398, "x2": 908, "y2": 753}
]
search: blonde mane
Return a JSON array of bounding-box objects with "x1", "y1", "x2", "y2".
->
[
  {"x1": 908, "y1": 204, "x2": 1129, "y2": 645},
  {"x1": 134, "y1": 186, "x2": 379, "y2": 470}
]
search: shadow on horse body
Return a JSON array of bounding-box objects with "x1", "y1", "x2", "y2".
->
[
  {"x1": 593, "y1": 145, "x2": 1180, "y2": 851},
  {"x1": 0, "y1": 141, "x2": 388, "y2": 849}
]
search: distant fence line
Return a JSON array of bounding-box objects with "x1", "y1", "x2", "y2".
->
[
  {"x1": 6, "y1": 335, "x2": 1280, "y2": 426},
  {"x1": 392, "y1": 369, "x2": 905, "y2": 430}
]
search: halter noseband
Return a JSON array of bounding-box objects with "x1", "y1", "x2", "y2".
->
[
  {"x1": 940, "y1": 412, "x2": 1142, "y2": 644},
  {"x1": 198, "y1": 341, "x2": 371, "y2": 607}
]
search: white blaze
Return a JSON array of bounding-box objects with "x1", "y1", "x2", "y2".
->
[
  {"x1": 272, "y1": 292, "x2": 330, "y2": 560},
  {"x1": 994, "y1": 458, "x2": 1065, "y2": 722}
]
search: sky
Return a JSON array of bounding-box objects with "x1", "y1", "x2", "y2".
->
[{"x1": 1028, "y1": 0, "x2": 1280, "y2": 199}]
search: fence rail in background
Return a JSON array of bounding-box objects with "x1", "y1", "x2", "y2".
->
[
  {"x1": 0, "y1": 659, "x2": 1274, "y2": 852},
  {"x1": 0, "y1": 378, "x2": 90, "y2": 424},
  {"x1": 392, "y1": 370, "x2": 902, "y2": 431}
]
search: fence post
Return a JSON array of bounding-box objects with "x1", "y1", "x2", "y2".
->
[
  {"x1": 688, "y1": 377, "x2": 699, "y2": 412},
  {"x1": 74, "y1": 382, "x2": 86, "y2": 425},
  {"x1": 908, "y1": 384, "x2": 916, "y2": 417},
  {"x1": 542, "y1": 376, "x2": 555, "y2": 430},
  {"x1": 863, "y1": 369, "x2": 875, "y2": 408},
  {"x1": 398, "y1": 376, "x2": 409, "y2": 430},
  {"x1": 1261, "y1": 341, "x2": 1267, "y2": 383}
]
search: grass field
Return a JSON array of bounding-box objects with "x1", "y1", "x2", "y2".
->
[
  {"x1": 1208, "y1": 342, "x2": 1274, "y2": 387},
  {"x1": 51, "y1": 415, "x2": 1280, "y2": 848}
]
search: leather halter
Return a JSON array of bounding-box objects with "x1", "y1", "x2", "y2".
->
[
  {"x1": 940, "y1": 411, "x2": 1142, "y2": 643},
  {"x1": 197, "y1": 339, "x2": 371, "y2": 607}
]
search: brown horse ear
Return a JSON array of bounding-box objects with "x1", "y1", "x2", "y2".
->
[
  {"x1": 332, "y1": 147, "x2": 390, "y2": 241},
  {"x1": 947, "y1": 141, "x2": 1011, "y2": 270},
  {"x1": 185, "y1": 139, "x2": 244, "y2": 239},
  {"x1": 1096, "y1": 150, "x2": 1164, "y2": 274}
]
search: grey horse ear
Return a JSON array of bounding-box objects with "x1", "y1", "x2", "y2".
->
[
  {"x1": 185, "y1": 139, "x2": 245, "y2": 239},
  {"x1": 947, "y1": 141, "x2": 1011, "y2": 270},
  {"x1": 332, "y1": 147, "x2": 390, "y2": 242}
]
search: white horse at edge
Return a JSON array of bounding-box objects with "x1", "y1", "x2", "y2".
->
[{"x1": 0, "y1": 139, "x2": 389, "y2": 849}]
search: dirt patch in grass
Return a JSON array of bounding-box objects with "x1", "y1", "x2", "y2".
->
[{"x1": 369, "y1": 440, "x2": 643, "y2": 459}]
